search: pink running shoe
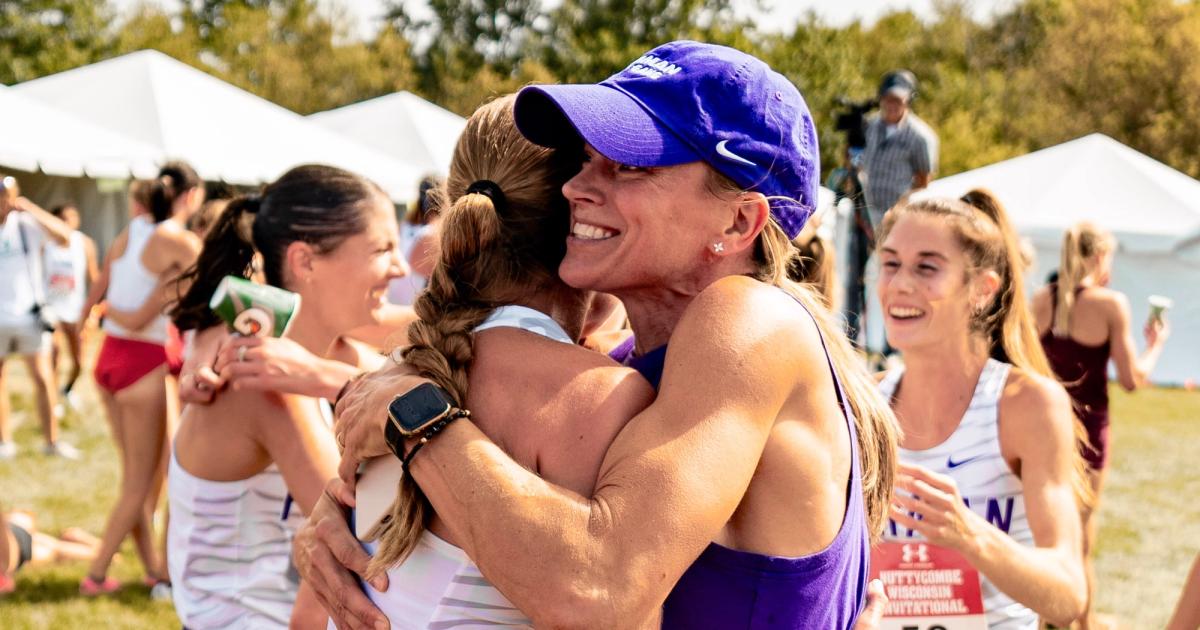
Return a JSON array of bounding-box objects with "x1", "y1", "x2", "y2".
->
[{"x1": 79, "y1": 575, "x2": 120, "y2": 596}]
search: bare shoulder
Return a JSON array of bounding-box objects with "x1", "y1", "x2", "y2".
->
[
  {"x1": 680, "y1": 276, "x2": 821, "y2": 357},
  {"x1": 1078, "y1": 286, "x2": 1124, "y2": 309},
  {"x1": 473, "y1": 329, "x2": 651, "y2": 401},
  {"x1": 1000, "y1": 367, "x2": 1072, "y2": 432}
]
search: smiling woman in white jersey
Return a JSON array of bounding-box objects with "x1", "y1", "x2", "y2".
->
[
  {"x1": 166, "y1": 164, "x2": 405, "y2": 629},
  {"x1": 875, "y1": 190, "x2": 1089, "y2": 629}
]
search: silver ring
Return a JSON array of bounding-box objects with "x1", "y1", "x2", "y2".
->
[{"x1": 237, "y1": 345, "x2": 247, "y2": 362}]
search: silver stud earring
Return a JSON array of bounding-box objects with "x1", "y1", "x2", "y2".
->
[{"x1": 712, "y1": 242, "x2": 725, "y2": 253}]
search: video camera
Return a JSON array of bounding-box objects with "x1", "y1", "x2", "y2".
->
[{"x1": 833, "y1": 96, "x2": 877, "y2": 152}]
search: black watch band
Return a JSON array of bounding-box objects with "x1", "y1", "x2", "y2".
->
[{"x1": 387, "y1": 408, "x2": 470, "y2": 470}]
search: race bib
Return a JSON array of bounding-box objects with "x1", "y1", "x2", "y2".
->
[
  {"x1": 869, "y1": 541, "x2": 987, "y2": 630},
  {"x1": 47, "y1": 273, "x2": 76, "y2": 297}
]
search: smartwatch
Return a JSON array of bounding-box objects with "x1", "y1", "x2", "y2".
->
[{"x1": 385, "y1": 382, "x2": 467, "y2": 463}]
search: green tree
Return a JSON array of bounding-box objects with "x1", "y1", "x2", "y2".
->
[{"x1": 0, "y1": 0, "x2": 114, "y2": 83}]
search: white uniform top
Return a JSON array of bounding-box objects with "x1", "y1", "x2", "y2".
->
[
  {"x1": 355, "y1": 305, "x2": 571, "y2": 629},
  {"x1": 104, "y1": 216, "x2": 175, "y2": 343},
  {"x1": 879, "y1": 358, "x2": 1037, "y2": 630},
  {"x1": 43, "y1": 231, "x2": 88, "y2": 324},
  {"x1": 168, "y1": 451, "x2": 306, "y2": 629},
  {"x1": 0, "y1": 212, "x2": 46, "y2": 327}
]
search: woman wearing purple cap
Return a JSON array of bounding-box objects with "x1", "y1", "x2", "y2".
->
[{"x1": 302, "y1": 41, "x2": 899, "y2": 629}]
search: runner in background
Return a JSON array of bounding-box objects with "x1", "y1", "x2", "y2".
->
[
  {"x1": 1032, "y1": 221, "x2": 1170, "y2": 630},
  {"x1": 83, "y1": 162, "x2": 204, "y2": 597},
  {"x1": 0, "y1": 175, "x2": 77, "y2": 460},
  {"x1": 875, "y1": 191, "x2": 1088, "y2": 628},
  {"x1": 43, "y1": 203, "x2": 99, "y2": 410}
]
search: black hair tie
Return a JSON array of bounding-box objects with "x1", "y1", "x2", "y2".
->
[{"x1": 466, "y1": 179, "x2": 505, "y2": 211}]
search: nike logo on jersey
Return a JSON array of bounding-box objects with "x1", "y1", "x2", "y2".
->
[
  {"x1": 715, "y1": 140, "x2": 756, "y2": 167},
  {"x1": 946, "y1": 454, "x2": 984, "y2": 469}
]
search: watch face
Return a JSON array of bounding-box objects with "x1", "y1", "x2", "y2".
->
[{"x1": 388, "y1": 383, "x2": 453, "y2": 435}]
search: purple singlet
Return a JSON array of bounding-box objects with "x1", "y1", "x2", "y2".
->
[{"x1": 609, "y1": 304, "x2": 869, "y2": 629}]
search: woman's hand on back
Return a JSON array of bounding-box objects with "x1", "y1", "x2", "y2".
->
[{"x1": 215, "y1": 335, "x2": 356, "y2": 401}]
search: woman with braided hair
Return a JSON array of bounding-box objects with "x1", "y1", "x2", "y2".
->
[
  {"x1": 344, "y1": 93, "x2": 655, "y2": 627},
  {"x1": 310, "y1": 41, "x2": 898, "y2": 630},
  {"x1": 165, "y1": 164, "x2": 405, "y2": 628}
]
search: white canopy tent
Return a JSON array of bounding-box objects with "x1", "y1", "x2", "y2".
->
[
  {"x1": 0, "y1": 84, "x2": 165, "y2": 251},
  {"x1": 308, "y1": 91, "x2": 467, "y2": 177},
  {"x1": 14, "y1": 50, "x2": 424, "y2": 201},
  {"x1": 0, "y1": 84, "x2": 161, "y2": 179},
  {"x1": 919, "y1": 133, "x2": 1200, "y2": 385}
]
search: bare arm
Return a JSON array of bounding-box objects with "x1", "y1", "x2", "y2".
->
[
  {"x1": 1167, "y1": 552, "x2": 1200, "y2": 630},
  {"x1": 352, "y1": 278, "x2": 813, "y2": 627},
  {"x1": 13, "y1": 198, "x2": 71, "y2": 245},
  {"x1": 1108, "y1": 293, "x2": 1167, "y2": 391},
  {"x1": 254, "y1": 393, "x2": 339, "y2": 516},
  {"x1": 893, "y1": 374, "x2": 1086, "y2": 626},
  {"x1": 83, "y1": 236, "x2": 100, "y2": 286}
]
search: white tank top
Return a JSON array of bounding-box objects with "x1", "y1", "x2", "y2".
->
[
  {"x1": 355, "y1": 305, "x2": 570, "y2": 629},
  {"x1": 167, "y1": 449, "x2": 307, "y2": 629},
  {"x1": 104, "y1": 216, "x2": 176, "y2": 342},
  {"x1": 879, "y1": 358, "x2": 1037, "y2": 630},
  {"x1": 43, "y1": 231, "x2": 87, "y2": 324}
]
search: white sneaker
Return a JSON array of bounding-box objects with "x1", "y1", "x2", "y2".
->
[
  {"x1": 0, "y1": 442, "x2": 17, "y2": 459},
  {"x1": 44, "y1": 441, "x2": 81, "y2": 460},
  {"x1": 67, "y1": 391, "x2": 83, "y2": 410},
  {"x1": 54, "y1": 403, "x2": 66, "y2": 419},
  {"x1": 149, "y1": 582, "x2": 173, "y2": 602}
]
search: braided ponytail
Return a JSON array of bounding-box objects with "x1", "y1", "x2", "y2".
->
[{"x1": 364, "y1": 95, "x2": 578, "y2": 576}]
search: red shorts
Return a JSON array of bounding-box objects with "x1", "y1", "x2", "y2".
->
[{"x1": 94, "y1": 333, "x2": 184, "y2": 394}]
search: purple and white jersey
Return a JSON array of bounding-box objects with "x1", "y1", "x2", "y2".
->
[{"x1": 880, "y1": 358, "x2": 1036, "y2": 630}]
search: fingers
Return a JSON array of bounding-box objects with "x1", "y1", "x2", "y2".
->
[
  {"x1": 896, "y1": 476, "x2": 954, "y2": 512},
  {"x1": 854, "y1": 579, "x2": 888, "y2": 630},
  {"x1": 306, "y1": 536, "x2": 388, "y2": 630},
  {"x1": 338, "y1": 447, "x2": 364, "y2": 495},
  {"x1": 897, "y1": 462, "x2": 958, "y2": 495}
]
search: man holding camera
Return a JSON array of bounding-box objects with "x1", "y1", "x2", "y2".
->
[
  {"x1": 0, "y1": 175, "x2": 79, "y2": 459},
  {"x1": 861, "y1": 70, "x2": 938, "y2": 228}
]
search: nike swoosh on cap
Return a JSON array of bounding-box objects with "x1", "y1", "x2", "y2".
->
[{"x1": 716, "y1": 140, "x2": 756, "y2": 167}]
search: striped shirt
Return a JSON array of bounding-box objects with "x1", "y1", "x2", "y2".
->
[
  {"x1": 168, "y1": 452, "x2": 306, "y2": 629},
  {"x1": 861, "y1": 112, "x2": 938, "y2": 225},
  {"x1": 879, "y1": 358, "x2": 1037, "y2": 630}
]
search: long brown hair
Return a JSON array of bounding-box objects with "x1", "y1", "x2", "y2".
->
[
  {"x1": 879, "y1": 190, "x2": 1093, "y2": 509},
  {"x1": 706, "y1": 171, "x2": 900, "y2": 540},
  {"x1": 1054, "y1": 222, "x2": 1115, "y2": 337},
  {"x1": 365, "y1": 95, "x2": 579, "y2": 576}
]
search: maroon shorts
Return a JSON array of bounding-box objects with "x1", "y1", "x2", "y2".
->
[
  {"x1": 94, "y1": 334, "x2": 183, "y2": 394},
  {"x1": 1079, "y1": 410, "x2": 1110, "y2": 471}
]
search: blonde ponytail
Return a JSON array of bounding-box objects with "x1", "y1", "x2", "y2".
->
[
  {"x1": 364, "y1": 95, "x2": 580, "y2": 577},
  {"x1": 1054, "y1": 222, "x2": 1116, "y2": 338},
  {"x1": 756, "y1": 220, "x2": 900, "y2": 540}
]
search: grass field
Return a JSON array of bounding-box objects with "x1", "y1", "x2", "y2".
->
[{"x1": 0, "y1": 346, "x2": 1197, "y2": 628}]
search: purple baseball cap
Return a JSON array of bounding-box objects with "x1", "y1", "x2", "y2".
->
[{"x1": 513, "y1": 40, "x2": 819, "y2": 239}]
